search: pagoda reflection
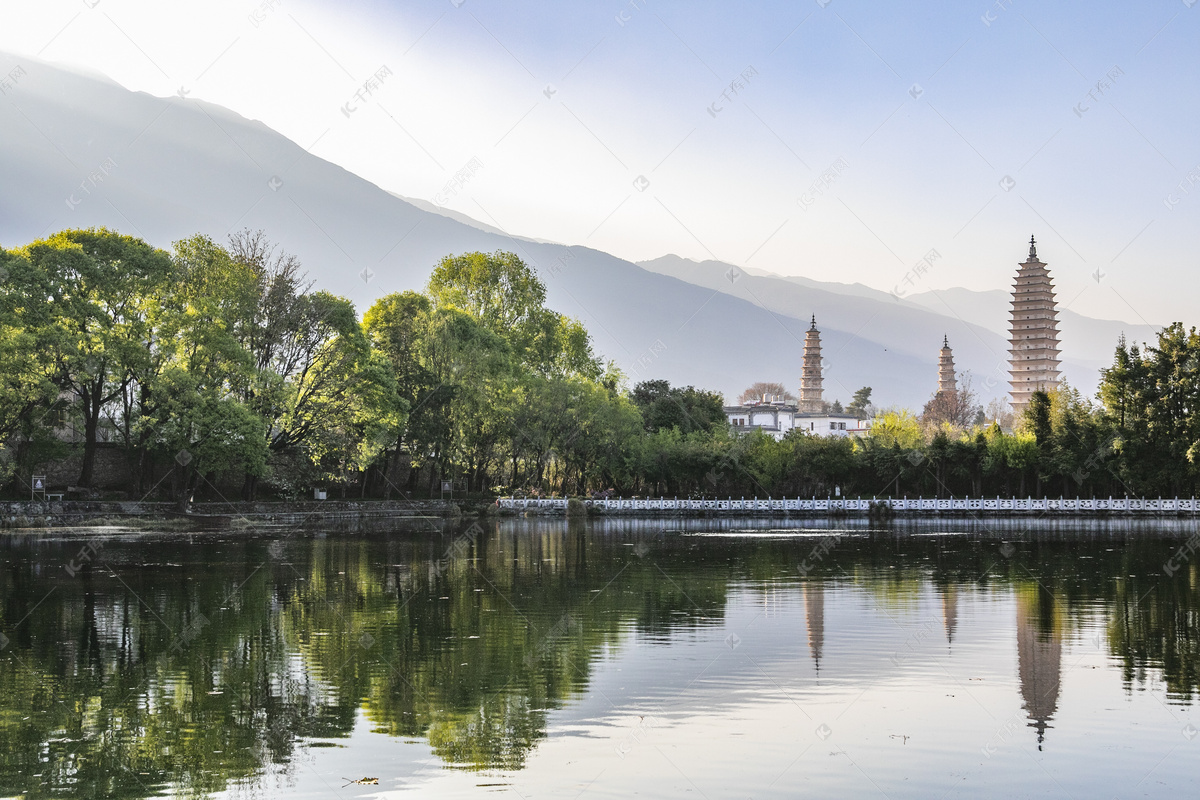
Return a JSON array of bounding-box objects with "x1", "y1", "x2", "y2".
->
[
  {"x1": 1016, "y1": 583, "x2": 1063, "y2": 749},
  {"x1": 805, "y1": 581, "x2": 825, "y2": 671}
]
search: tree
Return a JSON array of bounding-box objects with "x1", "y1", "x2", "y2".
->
[
  {"x1": 867, "y1": 410, "x2": 923, "y2": 449},
  {"x1": 148, "y1": 234, "x2": 268, "y2": 510},
  {"x1": 1023, "y1": 390, "x2": 1053, "y2": 446},
  {"x1": 739, "y1": 382, "x2": 795, "y2": 404},
  {"x1": 984, "y1": 397, "x2": 1015, "y2": 431},
  {"x1": 225, "y1": 229, "x2": 312, "y2": 374},
  {"x1": 1146, "y1": 324, "x2": 1200, "y2": 493},
  {"x1": 426, "y1": 251, "x2": 600, "y2": 380},
  {"x1": 18, "y1": 229, "x2": 173, "y2": 486},
  {"x1": 848, "y1": 387, "x2": 873, "y2": 419},
  {"x1": 0, "y1": 248, "x2": 61, "y2": 484},
  {"x1": 631, "y1": 380, "x2": 726, "y2": 435},
  {"x1": 423, "y1": 306, "x2": 513, "y2": 492},
  {"x1": 427, "y1": 251, "x2": 547, "y2": 336},
  {"x1": 1099, "y1": 335, "x2": 1134, "y2": 429},
  {"x1": 1043, "y1": 383, "x2": 1101, "y2": 496},
  {"x1": 921, "y1": 372, "x2": 982, "y2": 430},
  {"x1": 304, "y1": 349, "x2": 407, "y2": 496},
  {"x1": 364, "y1": 292, "x2": 442, "y2": 492}
]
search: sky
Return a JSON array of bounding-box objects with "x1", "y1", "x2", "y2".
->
[{"x1": 1, "y1": 0, "x2": 1198, "y2": 326}]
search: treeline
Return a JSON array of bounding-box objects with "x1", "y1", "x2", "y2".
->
[{"x1": 2, "y1": 228, "x2": 1198, "y2": 503}]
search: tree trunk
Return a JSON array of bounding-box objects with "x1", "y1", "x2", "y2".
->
[
  {"x1": 78, "y1": 388, "x2": 102, "y2": 487},
  {"x1": 175, "y1": 464, "x2": 193, "y2": 513}
]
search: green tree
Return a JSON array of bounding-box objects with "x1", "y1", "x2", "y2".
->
[
  {"x1": 17, "y1": 229, "x2": 173, "y2": 486},
  {"x1": 867, "y1": 410, "x2": 922, "y2": 449},
  {"x1": 424, "y1": 306, "x2": 513, "y2": 492},
  {"x1": 631, "y1": 380, "x2": 725, "y2": 435},
  {"x1": 0, "y1": 249, "x2": 61, "y2": 483},
  {"x1": 848, "y1": 386, "x2": 873, "y2": 419},
  {"x1": 363, "y1": 291, "x2": 442, "y2": 493},
  {"x1": 148, "y1": 234, "x2": 268, "y2": 510},
  {"x1": 427, "y1": 251, "x2": 600, "y2": 379},
  {"x1": 1145, "y1": 324, "x2": 1200, "y2": 494}
]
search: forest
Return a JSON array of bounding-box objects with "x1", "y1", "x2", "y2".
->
[{"x1": 2, "y1": 227, "x2": 1199, "y2": 503}]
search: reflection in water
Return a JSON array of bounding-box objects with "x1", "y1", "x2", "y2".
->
[
  {"x1": 942, "y1": 584, "x2": 958, "y2": 646},
  {"x1": 0, "y1": 517, "x2": 1197, "y2": 798},
  {"x1": 805, "y1": 581, "x2": 825, "y2": 671},
  {"x1": 1017, "y1": 584, "x2": 1064, "y2": 749}
]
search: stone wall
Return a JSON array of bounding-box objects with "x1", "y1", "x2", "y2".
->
[{"x1": 38, "y1": 443, "x2": 138, "y2": 491}]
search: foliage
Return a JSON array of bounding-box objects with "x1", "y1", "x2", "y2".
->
[{"x1": 630, "y1": 379, "x2": 725, "y2": 436}]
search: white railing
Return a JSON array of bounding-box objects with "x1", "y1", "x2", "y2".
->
[{"x1": 497, "y1": 496, "x2": 1199, "y2": 514}]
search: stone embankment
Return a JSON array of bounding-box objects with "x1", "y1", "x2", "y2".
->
[{"x1": 0, "y1": 499, "x2": 483, "y2": 529}]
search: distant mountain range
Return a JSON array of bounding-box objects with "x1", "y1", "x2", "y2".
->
[{"x1": 0, "y1": 53, "x2": 1158, "y2": 409}]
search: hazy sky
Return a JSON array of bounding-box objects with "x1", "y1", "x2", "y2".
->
[{"x1": 2, "y1": 0, "x2": 1197, "y2": 325}]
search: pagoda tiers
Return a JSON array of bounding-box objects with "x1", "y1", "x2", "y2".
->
[
  {"x1": 938, "y1": 336, "x2": 957, "y2": 395},
  {"x1": 799, "y1": 315, "x2": 824, "y2": 413},
  {"x1": 1008, "y1": 236, "x2": 1061, "y2": 414}
]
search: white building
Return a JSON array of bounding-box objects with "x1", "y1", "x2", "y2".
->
[{"x1": 726, "y1": 400, "x2": 867, "y2": 441}]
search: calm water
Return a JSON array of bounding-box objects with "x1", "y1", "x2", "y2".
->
[{"x1": 2, "y1": 517, "x2": 1199, "y2": 799}]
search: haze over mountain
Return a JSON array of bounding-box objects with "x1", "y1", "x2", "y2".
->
[{"x1": 0, "y1": 54, "x2": 1148, "y2": 408}]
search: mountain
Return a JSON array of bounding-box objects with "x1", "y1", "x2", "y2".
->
[{"x1": 0, "y1": 53, "x2": 1144, "y2": 409}]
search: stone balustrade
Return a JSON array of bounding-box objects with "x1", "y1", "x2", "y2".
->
[{"x1": 497, "y1": 496, "x2": 1198, "y2": 515}]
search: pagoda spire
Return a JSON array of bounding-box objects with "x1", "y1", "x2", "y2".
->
[{"x1": 1028, "y1": 235, "x2": 1038, "y2": 260}]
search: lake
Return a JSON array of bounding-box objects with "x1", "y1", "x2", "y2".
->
[{"x1": 1, "y1": 516, "x2": 1198, "y2": 798}]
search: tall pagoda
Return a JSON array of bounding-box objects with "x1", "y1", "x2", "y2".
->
[
  {"x1": 938, "y1": 336, "x2": 957, "y2": 396},
  {"x1": 1008, "y1": 236, "x2": 1061, "y2": 414},
  {"x1": 799, "y1": 316, "x2": 824, "y2": 413}
]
